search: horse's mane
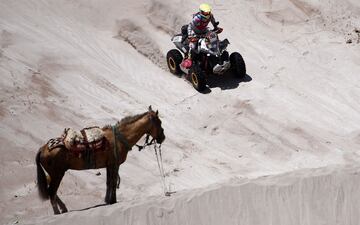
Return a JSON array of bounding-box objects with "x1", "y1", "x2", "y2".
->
[
  {"x1": 103, "y1": 112, "x2": 148, "y2": 129},
  {"x1": 118, "y1": 112, "x2": 148, "y2": 127}
]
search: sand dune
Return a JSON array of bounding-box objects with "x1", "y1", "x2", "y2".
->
[{"x1": 23, "y1": 165, "x2": 360, "y2": 225}]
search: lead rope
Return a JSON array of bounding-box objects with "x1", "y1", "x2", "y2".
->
[{"x1": 154, "y1": 144, "x2": 171, "y2": 196}]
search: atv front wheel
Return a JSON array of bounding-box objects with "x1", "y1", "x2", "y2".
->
[
  {"x1": 230, "y1": 52, "x2": 246, "y2": 79},
  {"x1": 189, "y1": 66, "x2": 206, "y2": 92},
  {"x1": 166, "y1": 49, "x2": 183, "y2": 75}
]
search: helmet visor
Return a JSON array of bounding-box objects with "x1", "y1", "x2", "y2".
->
[
  {"x1": 201, "y1": 10, "x2": 211, "y2": 16},
  {"x1": 200, "y1": 11, "x2": 211, "y2": 20}
]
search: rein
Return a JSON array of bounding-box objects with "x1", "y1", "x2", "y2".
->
[
  {"x1": 154, "y1": 143, "x2": 171, "y2": 196},
  {"x1": 136, "y1": 136, "x2": 171, "y2": 197}
]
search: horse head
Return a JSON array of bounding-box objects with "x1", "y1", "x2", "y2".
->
[{"x1": 147, "y1": 106, "x2": 165, "y2": 144}]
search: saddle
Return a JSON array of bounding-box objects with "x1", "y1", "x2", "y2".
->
[{"x1": 62, "y1": 126, "x2": 105, "y2": 153}]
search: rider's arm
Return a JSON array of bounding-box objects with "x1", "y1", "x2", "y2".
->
[
  {"x1": 188, "y1": 17, "x2": 200, "y2": 41},
  {"x1": 210, "y1": 14, "x2": 219, "y2": 29},
  {"x1": 187, "y1": 23, "x2": 197, "y2": 53},
  {"x1": 187, "y1": 22, "x2": 195, "y2": 38},
  {"x1": 191, "y1": 14, "x2": 202, "y2": 31}
]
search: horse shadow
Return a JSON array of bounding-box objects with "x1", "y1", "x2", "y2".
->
[
  {"x1": 69, "y1": 203, "x2": 109, "y2": 213},
  {"x1": 203, "y1": 72, "x2": 252, "y2": 93}
]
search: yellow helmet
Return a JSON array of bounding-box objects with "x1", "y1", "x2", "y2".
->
[{"x1": 199, "y1": 3, "x2": 212, "y2": 19}]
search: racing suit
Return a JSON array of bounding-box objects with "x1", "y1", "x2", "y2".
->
[{"x1": 187, "y1": 12, "x2": 218, "y2": 56}]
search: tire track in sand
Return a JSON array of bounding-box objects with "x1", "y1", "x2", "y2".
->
[
  {"x1": 147, "y1": 1, "x2": 187, "y2": 36},
  {"x1": 115, "y1": 19, "x2": 167, "y2": 70}
]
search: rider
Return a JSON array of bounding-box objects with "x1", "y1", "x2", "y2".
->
[{"x1": 181, "y1": 3, "x2": 221, "y2": 69}]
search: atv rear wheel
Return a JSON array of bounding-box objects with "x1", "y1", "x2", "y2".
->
[
  {"x1": 230, "y1": 52, "x2": 246, "y2": 79},
  {"x1": 166, "y1": 49, "x2": 183, "y2": 75},
  {"x1": 189, "y1": 66, "x2": 206, "y2": 92}
]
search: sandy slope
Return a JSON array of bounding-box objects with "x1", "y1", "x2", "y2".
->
[
  {"x1": 0, "y1": 0, "x2": 360, "y2": 224},
  {"x1": 23, "y1": 165, "x2": 360, "y2": 225}
]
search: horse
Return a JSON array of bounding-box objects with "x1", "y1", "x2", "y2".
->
[{"x1": 35, "y1": 106, "x2": 165, "y2": 214}]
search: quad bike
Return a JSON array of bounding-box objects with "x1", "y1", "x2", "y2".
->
[{"x1": 166, "y1": 25, "x2": 246, "y2": 91}]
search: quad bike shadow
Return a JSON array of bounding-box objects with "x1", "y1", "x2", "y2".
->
[{"x1": 206, "y1": 71, "x2": 252, "y2": 92}]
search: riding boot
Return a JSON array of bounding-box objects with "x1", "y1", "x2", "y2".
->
[{"x1": 181, "y1": 50, "x2": 193, "y2": 69}]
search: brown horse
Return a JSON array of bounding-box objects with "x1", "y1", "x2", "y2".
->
[{"x1": 35, "y1": 106, "x2": 165, "y2": 214}]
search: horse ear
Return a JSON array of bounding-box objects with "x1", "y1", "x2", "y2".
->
[
  {"x1": 156, "y1": 110, "x2": 158, "y2": 115},
  {"x1": 148, "y1": 105, "x2": 152, "y2": 111}
]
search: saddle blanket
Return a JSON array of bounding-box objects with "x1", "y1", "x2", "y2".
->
[
  {"x1": 47, "y1": 137, "x2": 64, "y2": 150},
  {"x1": 47, "y1": 126, "x2": 105, "y2": 153}
]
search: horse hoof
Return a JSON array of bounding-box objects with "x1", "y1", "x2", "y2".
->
[{"x1": 61, "y1": 209, "x2": 68, "y2": 213}]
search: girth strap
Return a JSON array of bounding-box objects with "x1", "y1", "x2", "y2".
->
[{"x1": 112, "y1": 125, "x2": 132, "y2": 154}]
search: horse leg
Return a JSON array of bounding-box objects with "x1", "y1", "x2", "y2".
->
[
  {"x1": 117, "y1": 174, "x2": 121, "y2": 189},
  {"x1": 109, "y1": 165, "x2": 119, "y2": 204},
  {"x1": 56, "y1": 195, "x2": 68, "y2": 213},
  {"x1": 48, "y1": 172, "x2": 66, "y2": 214},
  {"x1": 50, "y1": 196, "x2": 60, "y2": 214},
  {"x1": 105, "y1": 165, "x2": 119, "y2": 204},
  {"x1": 105, "y1": 166, "x2": 111, "y2": 204}
]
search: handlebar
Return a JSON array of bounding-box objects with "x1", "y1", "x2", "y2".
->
[
  {"x1": 191, "y1": 27, "x2": 223, "y2": 40},
  {"x1": 212, "y1": 27, "x2": 223, "y2": 34}
]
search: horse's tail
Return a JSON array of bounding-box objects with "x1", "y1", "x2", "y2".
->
[{"x1": 36, "y1": 148, "x2": 49, "y2": 200}]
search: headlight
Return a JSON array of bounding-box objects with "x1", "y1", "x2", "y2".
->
[{"x1": 207, "y1": 43, "x2": 219, "y2": 52}]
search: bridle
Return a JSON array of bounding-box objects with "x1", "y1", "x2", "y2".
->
[
  {"x1": 136, "y1": 112, "x2": 163, "y2": 151},
  {"x1": 135, "y1": 134, "x2": 156, "y2": 151},
  {"x1": 135, "y1": 133, "x2": 169, "y2": 197}
]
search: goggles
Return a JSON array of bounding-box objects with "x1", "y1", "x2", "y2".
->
[
  {"x1": 201, "y1": 10, "x2": 211, "y2": 16},
  {"x1": 200, "y1": 12, "x2": 211, "y2": 20}
]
